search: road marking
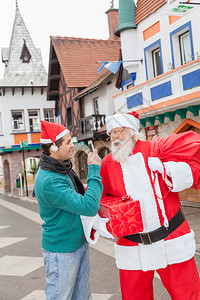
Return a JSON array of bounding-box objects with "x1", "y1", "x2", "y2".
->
[
  {"x1": 0, "y1": 255, "x2": 44, "y2": 276},
  {"x1": 21, "y1": 290, "x2": 45, "y2": 300},
  {"x1": 0, "y1": 198, "x2": 43, "y2": 225},
  {"x1": 0, "y1": 198, "x2": 116, "y2": 257},
  {"x1": 0, "y1": 226, "x2": 10, "y2": 230},
  {"x1": 92, "y1": 294, "x2": 113, "y2": 299},
  {"x1": 0, "y1": 237, "x2": 27, "y2": 249},
  {"x1": 20, "y1": 290, "x2": 113, "y2": 300}
]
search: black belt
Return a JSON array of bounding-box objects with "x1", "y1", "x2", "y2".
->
[{"x1": 124, "y1": 208, "x2": 185, "y2": 245}]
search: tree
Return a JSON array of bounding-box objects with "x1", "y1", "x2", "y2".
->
[{"x1": 29, "y1": 159, "x2": 38, "y2": 180}]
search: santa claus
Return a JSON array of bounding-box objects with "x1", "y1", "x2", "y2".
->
[{"x1": 81, "y1": 111, "x2": 200, "y2": 299}]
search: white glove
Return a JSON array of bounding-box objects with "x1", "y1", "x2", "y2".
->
[
  {"x1": 148, "y1": 157, "x2": 164, "y2": 174},
  {"x1": 93, "y1": 215, "x2": 114, "y2": 239}
]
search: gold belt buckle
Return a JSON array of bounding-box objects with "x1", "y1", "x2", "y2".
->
[{"x1": 139, "y1": 233, "x2": 152, "y2": 245}]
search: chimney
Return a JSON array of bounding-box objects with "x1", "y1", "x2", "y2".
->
[{"x1": 105, "y1": 4, "x2": 119, "y2": 41}]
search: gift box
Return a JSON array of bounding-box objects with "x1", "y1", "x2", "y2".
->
[{"x1": 99, "y1": 195, "x2": 143, "y2": 237}]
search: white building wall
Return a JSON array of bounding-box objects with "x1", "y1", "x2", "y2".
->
[
  {"x1": 113, "y1": 1, "x2": 200, "y2": 134},
  {"x1": 0, "y1": 87, "x2": 54, "y2": 148},
  {"x1": 120, "y1": 2, "x2": 200, "y2": 86},
  {"x1": 84, "y1": 77, "x2": 119, "y2": 118}
]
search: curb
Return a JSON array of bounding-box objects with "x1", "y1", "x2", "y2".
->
[{"x1": 0, "y1": 192, "x2": 38, "y2": 205}]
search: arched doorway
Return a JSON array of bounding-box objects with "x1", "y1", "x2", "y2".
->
[
  {"x1": 98, "y1": 147, "x2": 110, "y2": 159},
  {"x1": 4, "y1": 160, "x2": 11, "y2": 193},
  {"x1": 78, "y1": 151, "x2": 88, "y2": 181}
]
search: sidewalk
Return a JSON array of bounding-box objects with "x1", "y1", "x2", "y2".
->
[{"x1": 180, "y1": 200, "x2": 200, "y2": 254}]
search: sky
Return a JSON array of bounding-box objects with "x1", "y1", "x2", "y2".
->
[{"x1": 0, "y1": 0, "x2": 120, "y2": 78}]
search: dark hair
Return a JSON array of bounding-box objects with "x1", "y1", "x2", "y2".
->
[{"x1": 40, "y1": 137, "x2": 64, "y2": 156}]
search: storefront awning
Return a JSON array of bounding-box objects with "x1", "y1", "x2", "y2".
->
[
  {"x1": 140, "y1": 104, "x2": 200, "y2": 127},
  {"x1": 73, "y1": 141, "x2": 89, "y2": 151}
]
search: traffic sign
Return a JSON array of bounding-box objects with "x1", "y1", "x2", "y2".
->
[{"x1": 21, "y1": 140, "x2": 28, "y2": 148}]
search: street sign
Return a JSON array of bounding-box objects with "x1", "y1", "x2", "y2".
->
[{"x1": 21, "y1": 140, "x2": 28, "y2": 148}]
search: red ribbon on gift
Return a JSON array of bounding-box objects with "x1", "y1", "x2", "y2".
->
[{"x1": 121, "y1": 195, "x2": 132, "y2": 201}]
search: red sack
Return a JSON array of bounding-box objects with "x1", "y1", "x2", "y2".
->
[
  {"x1": 151, "y1": 131, "x2": 200, "y2": 189},
  {"x1": 99, "y1": 195, "x2": 143, "y2": 237}
]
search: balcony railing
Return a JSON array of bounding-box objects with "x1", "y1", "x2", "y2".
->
[{"x1": 78, "y1": 114, "x2": 105, "y2": 141}]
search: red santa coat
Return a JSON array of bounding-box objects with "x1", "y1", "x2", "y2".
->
[{"x1": 100, "y1": 131, "x2": 200, "y2": 271}]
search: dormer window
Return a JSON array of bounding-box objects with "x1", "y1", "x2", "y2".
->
[{"x1": 20, "y1": 40, "x2": 31, "y2": 63}]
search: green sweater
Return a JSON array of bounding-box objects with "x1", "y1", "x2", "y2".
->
[{"x1": 35, "y1": 164, "x2": 102, "y2": 253}]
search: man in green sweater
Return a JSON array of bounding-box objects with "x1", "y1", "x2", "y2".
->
[{"x1": 35, "y1": 120, "x2": 103, "y2": 300}]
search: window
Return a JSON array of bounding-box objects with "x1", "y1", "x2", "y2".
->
[
  {"x1": 93, "y1": 98, "x2": 99, "y2": 115},
  {"x1": 0, "y1": 113, "x2": 2, "y2": 134},
  {"x1": 20, "y1": 41, "x2": 31, "y2": 63},
  {"x1": 144, "y1": 39, "x2": 163, "y2": 80},
  {"x1": 126, "y1": 83, "x2": 133, "y2": 90},
  {"x1": 170, "y1": 21, "x2": 194, "y2": 68},
  {"x1": 152, "y1": 48, "x2": 162, "y2": 77},
  {"x1": 123, "y1": 82, "x2": 133, "y2": 90},
  {"x1": 79, "y1": 99, "x2": 84, "y2": 119},
  {"x1": 179, "y1": 31, "x2": 192, "y2": 65},
  {"x1": 11, "y1": 110, "x2": 25, "y2": 131},
  {"x1": 44, "y1": 109, "x2": 55, "y2": 123},
  {"x1": 28, "y1": 110, "x2": 40, "y2": 132},
  {"x1": 66, "y1": 107, "x2": 72, "y2": 126}
]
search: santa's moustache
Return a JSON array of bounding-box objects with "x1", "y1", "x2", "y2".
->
[{"x1": 111, "y1": 136, "x2": 134, "y2": 163}]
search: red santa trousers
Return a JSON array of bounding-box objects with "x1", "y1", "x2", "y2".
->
[{"x1": 119, "y1": 258, "x2": 200, "y2": 300}]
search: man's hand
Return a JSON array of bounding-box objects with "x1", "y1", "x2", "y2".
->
[
  {"x1": 88, "y1": 149, "x2": 101, "y2": 166},
  {"x1": 93, "y1": 215, "x2": 114, "y2": 239},
  {"x1": 148, "y1": 157, "x2": 164, "y2": 174}
]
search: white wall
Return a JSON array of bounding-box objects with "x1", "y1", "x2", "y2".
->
[
  {"x1": 84, "y1": 77, "x2": 120, "y2": 117},
  {"x1": 120, "y1": 1, "x2": 200, "y2": 85},
  {"x1": 0, "y1": 87, "x2": 55, "y2": 148}
]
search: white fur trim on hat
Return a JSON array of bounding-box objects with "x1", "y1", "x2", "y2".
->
[
  {"x1": 40, "y1": 128, "x2": 70, "y2": 144},
  {"x1": 55, "y1": 128, "x2": 70, "y2": 141},
  {"x1": 40, "y1": 138, "x2": 52, "y2": 144},
  {"x1": 105, "y1": 113, "x2": 140, "y2": 134}
]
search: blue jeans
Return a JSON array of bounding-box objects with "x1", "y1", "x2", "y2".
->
[{"x1": 42, "y1": 242, "x2": 92, "y2": 300}]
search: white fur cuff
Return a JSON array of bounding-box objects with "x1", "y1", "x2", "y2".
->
[
  {"x1": 80, "y1": 215, "x2": 100, "y2": 245},
  {"x1": 163, "y1": 162, "x2": 193, "y2": 192}
]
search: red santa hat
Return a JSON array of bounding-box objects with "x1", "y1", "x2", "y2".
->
[
  {"x1": 105, "y1": 111, "x2": 140, "y2": 134},
  {"x1": 40, "y1": 121, "x2": 69, "y2": 144}
]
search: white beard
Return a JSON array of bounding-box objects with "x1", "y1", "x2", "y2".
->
[{"x1": 111, "y1": 136, "x2": 134, "y2": 163}]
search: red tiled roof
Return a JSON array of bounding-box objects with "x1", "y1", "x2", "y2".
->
[
  {"x1": 51, "y1": 36, "x2": 121, "y2": 88},
  {"x1": 135, "y1": 0, "x2": 166, "y2": 24}
]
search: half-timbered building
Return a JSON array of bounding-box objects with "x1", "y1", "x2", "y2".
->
[{"x1": 47, "y1": 5, "x2": 120, "y2": 180}]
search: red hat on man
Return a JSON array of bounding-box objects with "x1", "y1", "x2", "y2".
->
[{"x1": 40, "y1": 121, "x2": 69, "y2": 145}]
